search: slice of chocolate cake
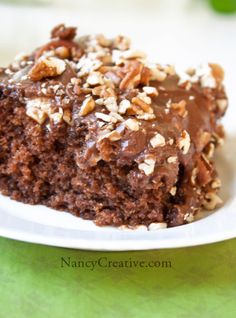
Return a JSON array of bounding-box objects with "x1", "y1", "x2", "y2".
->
[{"x1": 0, "y1": 24, "x2": 227, "y2": 229}]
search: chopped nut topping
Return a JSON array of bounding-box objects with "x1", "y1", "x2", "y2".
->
[
  {"x1": 103, "y1": 97, "x2": 118, "y2": 112},
  {"x1": 79, "y1": 96, "x2": 96, "y2": 116},
  {"x1": 112, "y1": 49, "x2": 146, "y2": 64},
  {"x1": 169, "y1": 186, "x2": 177, "y2": 196},
  {"x1": 51, "y1": 24, "x2": 76, "y2": 40},
  {"x1": 50, "y1": 110, "x2": 63, "y2": 124},
  {"x1": 63, "y1": 109, "x2": 73, "y2": 125},
  {"x1": 136, "y1": 113, "x2": 156, "y2": 120},
  {"x1": 137, "y1": 92, "x2": 152, "y2": 104},
  {"x1": 119, "y1": 61, "x2": 143, "y2": 90},
  {"x1": 71, "y1": 77, "x2": 80, "y2": 85},
  {"x1": 55, "y1": 46, "x2": 70, "y2": 59},
  {"x1": 150, "y1": 133, "x2": 165, "y2": 148},
  {"x1": 184, "y1": 213, "x2": 194, "y2": 222},
  {"x1": 87, "y1": 71, "x2": 104, "y2": 86},
  {"x1": 205, "y1": 143, "x2": 215, "y2": 159},
  {"x1": 96, "y1": 34, "x2": 112, "y2": 47},
  {"x1": 132, "y1": 96, "x2": 153, "y2": 114},
  {"x1": 26, "y1": 98, "x2": 50, "y2": 124},
  {"x1": 171, "y1": 100, "x2": 187, "y2": 117},
  {"x1": 216, "y1": 99, "x2": 228, "y2": 113},
  {"x1": 167, "y1": 156, "x2": 177, "y2": 164},
  {"x1": 26, "y1": 98, "x2": 66, "y2": 125},
  {"x1": 150, "y1": 67, "x2": 167, "y2": 81},
  {"x1": 98, "y1": 130, "x2": 121, "y2": 142},
  {"x1": 138, "y1": 156, "x2": 156, "y2": 176},
  {"x1": 143, "y1": 86, "x2": 158, "y2": 96},
  {"x1": 178, "y1": 130, "x2": 191, "y2": 154},
  {"x1": 178, "y1": 64, "x2": 219, "y2": 89},
  {"x1": 122, "y1": 49, "x2": 147, "y2": 60},
  {"x1": 95, "y1": 112, "x2": 117, "y2": 123},
  {"x1": 210, "y1": 63, "x2": 224, "y2": 83},
  {"x1": 190, "y1": 167, "x2": 198, "y2": 186},
  {"x1": 77, "y1": 55, "x2": 102, "y2": 76},
  {"x1": 211, "y1": 178, "x2": 221, "y2": 189},
  {"x1": 118, "y1": 99, "x2": 131, "y2": 114},
  {"x1": 148, "y1": 222, "x2": 167, "y2": 230},
  {"x1": 212, "y1": 132, "x2": 225, "y2": 147},
  {"x1": 95, "y1": 98, "x2": 104, "y2": 105},
  {"x1": 203, "y1": 192, "x2": 223, "y2": 210},
  {"x1": 113, "y1": 35, "x2": 131, "y2": 51},
  {"x1": 29, "y1": 56, "x2": 66, "y2": 81},
  {"x1": 109, "y1": 112, "x2": 124, "y2": 122},
  {"x1": 124, "y1": 118, "x2": 140, "y2": 131},
  {"x1": 164, "y1": 65, "x2": 176, "y2": 76},
  {"x1": 200, "y1": 74, "x2": 216, "y2": 88},
  {"x1": 198, "y1": 131, "x2": 211, "y2": 151}
]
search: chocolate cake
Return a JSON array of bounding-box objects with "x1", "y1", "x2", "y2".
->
[{"x1": 0, "y1": 24, "x2": 227, "y2": 229}]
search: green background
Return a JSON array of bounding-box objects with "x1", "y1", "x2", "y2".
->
[{"x1": 0, "y1": 237, "x2": 236, "y2": 317}]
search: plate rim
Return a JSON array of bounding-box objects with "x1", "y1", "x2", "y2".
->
[{"x1": 0, "y1": 226, "x2": 235, "y2": 251}]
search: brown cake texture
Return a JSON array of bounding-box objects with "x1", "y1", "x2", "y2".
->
[{"x1": 0, "y1": 24, "x2": 228, "y2": 229}]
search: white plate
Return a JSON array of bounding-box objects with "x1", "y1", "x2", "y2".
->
[{"x1": 0, "y1": 3, "x2": 236, "y2": 250}]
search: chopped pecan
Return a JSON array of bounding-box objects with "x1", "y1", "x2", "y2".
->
[
  {"x1": 35, "y1": 39, "x2": 82, "y2": 60},
  {"x1": 79, "y1": 96, "x2": 95, "y2": 116},
  {"x1": 178, "y1": 130, "x2": 191, "y2": 155},
  {"x1": 95, "y1": 112, "x2": 117, "y2": 123},
  {"x1": 51, "y1": 24, "x2": 77, "y2": 40},
  {"x1": 113, "y1": 35, "x2": 131, "y2": 51},
  {"x1": 143, "y1": 86, "x2": 158, "y2": 96},
  {"x1": 167, "y1": 156, "x2": 177, "y2": 164},
  {"x1": 169, "y1": 187, "x2": 177, "y2": 196},
  {"x1": 118, "y1": 99, "x2": 131, "y2": 114},
  {"x1": 124, "y1": 118, "x2": 140, "y2": 131},
  {"x1": 196, "y1": 131, "x2": 211, "y2": 152},
  {"x1": 211, "y1": 178, "x2": 221, "y2": 189},
  {"x1": 122, "y1": 49, "x2": 146, "y2": 60},
  {"x1": 136, "y1": 113, "x2": 156, "y2": 120},
  {"x1": 150, "y1": 67, "x2": 167, "y2": 81},
  {"x1": 150, "y1": 133, "x2": 165, "y2": 148},
  {"x1": 28, "y1": 57, "x2": 66, "y2": 81},
  {"x1": 138, "y1": 156, "x2": 156, "y2": 176},
  {"x1": 96, "y1": 34, "x2": 112, "y2": 47},
  {"x1": 171, "y1": 100, "x2": 187, "y2": 117},
  {"x1": 98, "y1": 130, "x2": 121, "y2": 142},
  {"x1": 140, "y1": 67, "x2": 152, "y2": 85},
  {"x1": 55, "y1": 46, "x2": 70, "y2": 59},
  {"x1": 87, "y1": 71, "x2": 104, "y2": 86},
  {"x1": 119, "y1": 61, "x2": 143, "y2": 90},
  {"x1": 132, "y1": 96, "x2": 153, "y2": 114},
  {"x1": 209, "y1": 63, "x2": 224, "y2": 84},
  {"x1": 196, "y1": 154, "x2": 213, "y2": 186},
  {"x1": 103, "y1": 97, "x2": 118, "y2": 112},
  {"x1": 203, "y1": 192, "x2": 222, "y2": 210},
  {"x1": 190, "y1": 167, "x2": 198, "y2": 186},
  {"x1": 216, "y1": 99, "x2": 228, "y2": 113},
  {"x1": 92, "y1": 85, "x2": 116, "y2": 99}
]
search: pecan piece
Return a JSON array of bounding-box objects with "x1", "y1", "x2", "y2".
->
[
  {"x1": 119, "y1": 61, "x2": 143, "y2": 90},
  {"x1": 28, "y1": 57, "x2": 66, "y2": 81},
  {"x1": 51, "y1": 24, "x2": 77, "y2": 40}
]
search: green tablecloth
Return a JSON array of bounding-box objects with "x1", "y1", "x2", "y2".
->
[{"x1": 0, "y1": 237, "x2": 236, "y2": 317}]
